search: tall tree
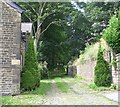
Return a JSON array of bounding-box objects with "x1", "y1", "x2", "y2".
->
[
  {"x1": 82, "y1": 2, "x2": 120, "y2": 41},
  {"x1": 37, "y1": 11, "x2": 71, "y2": 70},
  {"x1": 21, "y1": 36, "x2": 40, "y2": 91},
  {"x1": 19, "y1": 2, "x2": 76, "y2": 51}
]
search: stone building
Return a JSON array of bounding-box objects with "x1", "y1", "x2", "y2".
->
[{"x1": 0, "y1": 0, "x2": 24, "y2": 95}]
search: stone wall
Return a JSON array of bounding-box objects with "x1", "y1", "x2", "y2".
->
[
  {"x1": 0, "y1": 1, "x2": 2, "y2": 97},
  {"x1": 76, "y1": 60, "x2": 96, "y2": 81},
  {"x1": 75, "y1": 52, "x2": 120, "y2": 87},
  {"x1": 0, "y1": 1, "x2": 21, "y2": 95},
  {"x1": 115, "y1": 54, "x2": 120, "y2": 90},
  {"x1": 68, "y1": 65, "x2": 77, "y2": 77}
]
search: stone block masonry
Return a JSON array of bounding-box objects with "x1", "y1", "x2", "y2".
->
[
  {"x1": 74, "y1": 49, "x2": 120, "y2": 88},
  {"x1": 0, "y1": 1, "x2": 22, "y2": 95},
  {"x1": 116, "y1": 54, "x2": 120, "y2": 90},
  {"x1": 76, "y1": 60, "x2": 96, "y2": 81}
]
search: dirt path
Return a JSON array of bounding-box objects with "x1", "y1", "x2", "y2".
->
[
  {"x1": 2, "y1": 78, "x2": 118, "y2": 105},
  {"x1": 41, "y1": 79, "x2": 118, "y2": 105},
  {"x1": 42, "y1": 80, "x2": 68, "y2": 105}
]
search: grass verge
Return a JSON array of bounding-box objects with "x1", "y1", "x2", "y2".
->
[
  {"x1": 89, "y1": 83, "x2": 117, "y2": 91},
  {"x1": 23, "y1": 79, "x2": 51, "y2": 95},
  {"x1": 64, "y1": 76, "x2": 82, "y2": 83},
  {"x1": 1, "y1": 79, "x2": 51, "y2": 105},
  {"x1": 54, "y1": 77, "x2": 71, "y2": 93}
]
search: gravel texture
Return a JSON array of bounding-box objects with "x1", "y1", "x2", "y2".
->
[{"x1": 41, "y1": 79, "x2": 118, "y2": 105}]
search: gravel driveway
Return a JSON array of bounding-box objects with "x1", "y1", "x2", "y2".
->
[
  {"x1": 1, "y1": 78, "x2": 118, "y2": 105},
  {"x1": 41, "y1": 79, "x2": 118, "y2": 105}
]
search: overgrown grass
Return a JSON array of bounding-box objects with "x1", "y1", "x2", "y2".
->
[
  {"x1": 75, "y1": 76, "x2": 83, "y2": 82},
  {"x1": 54, "y1": 77, "x2": 71, "y2": 93},
  {"x1": 1, "y1": 79, "x2": 52, "y2": 105},
  {"x1": 80, "y1": 43, "x2": 99, "y2": 61},
  {"x1": 23, "y1": 79, "x2": 51, "y2": 95},
  {"x1": 35, "y1": 80, "x2": 51, "y2": 95},
  {"x1": 73, "y1": 43, "x2": 99, "y2": 66},
  {"x1": 89, "y1": 83, "x2": 117, "y2": 91},
  {"x1": 1, "y1": 95, "x2": 43, "y2": 105},
  {"x1": 64, "y1": 76, "x2": 82, "y2": 83},
  {"x1": 73, "y1": 38, "x2": 110, "y2": 66},
  {"x1": 1, "y1": 96, "x2": 14, "y2": 105}
]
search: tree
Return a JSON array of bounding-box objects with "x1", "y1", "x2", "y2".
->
[
  {"x1": 103, "y1": 15, "x2": 120, "y2": 54},
  {"x1": 94, "y1": 46, "x2": 112, "y2": 87},
  {"x1": 69, "y1": 12, "x2": 92, "y2": 57},
  {"x1": 19, "y1": 2, "x2": 76, "y2": 51},
  {"x1": 21, "y1": 35, "x2": 40, "y2": 91},
  {"x1": 37, "y1": 23, "x2": 70, "y2": 70},
  {"x1": 19, "y1": 2, "x2": 120, "y2": 78},
  {"x1": 77, "y1": 2, "x2": 120, "y2": 43}
]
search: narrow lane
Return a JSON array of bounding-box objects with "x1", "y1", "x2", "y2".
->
[
  {"x1": 1, "y1": 78, "x2": 118, "y2": 105},
  {"x1": 41, "y1": 78, "x2": 118, "y2": 105},
  {"x1": 42, "y1": 80, "x2": 68, "y2": 105}
]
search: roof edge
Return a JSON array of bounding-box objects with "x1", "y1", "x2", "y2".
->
[{"x1": 5, "y1": 0, "x2": 24, "y2": 13}]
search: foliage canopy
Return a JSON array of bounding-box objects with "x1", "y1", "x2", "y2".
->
[{"x1": 103, "y1": 15, "x2": 120, "y2": 54}]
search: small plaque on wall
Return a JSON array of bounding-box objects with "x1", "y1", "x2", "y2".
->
[{"x1": 11, "y1": 59, "x2": 20, "y2": 65}]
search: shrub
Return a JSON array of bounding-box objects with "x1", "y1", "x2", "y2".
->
[
  {"x1": 89, "y1": 83, "x2": 116, "y2": 91},
  {"x1": 21, "y1": 35, "x2": 40, "y2": 91},
  {"x1": 48, "y1": 68, "x2": 66, "y2": 78},
  {"x1": 94, "y1": 46, "x2": 112, "y2": 87},
  {"x1": 103, "y1": 15, "x2": 120, "y2": 54},
  {"x1": 109, "y1": 84, "x2": 117, "y2": 90}
]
